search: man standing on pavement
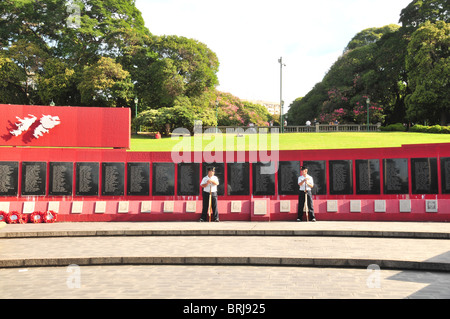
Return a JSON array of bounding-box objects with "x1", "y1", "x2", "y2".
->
[
  {"x1": 297, "y1": 166, "x2": 316, "y2": 222},
  {"x1": 200, "y1": 166, "x2": 220, "y2": 222}
]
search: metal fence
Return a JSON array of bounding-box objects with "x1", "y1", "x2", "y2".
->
[{"x1": 201, "y1": 123, "x2": 381, "y2": 134}]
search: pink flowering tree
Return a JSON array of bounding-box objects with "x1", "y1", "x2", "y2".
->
[
  {"x1": 352, "y1": 96, "x2": 385, "y2": 124},
  {"x1": 215, "y1": 92, "x2": 271, "y2": 126},
  {"x1": 318, "y1": 87, "x2": 352, "y2": 123}
]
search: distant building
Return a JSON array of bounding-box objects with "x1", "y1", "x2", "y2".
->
[{"x1": 242, "y1": 99, "x2": 280, "y2": 115}]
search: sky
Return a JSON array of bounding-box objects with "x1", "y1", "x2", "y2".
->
[{"x1": 135, "y1": 0, "x2": 412, "y2": 112}]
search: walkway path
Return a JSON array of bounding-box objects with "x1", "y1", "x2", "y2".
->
[{"x1": 1, "y1": 221, "x2": 449, "y2": 300}]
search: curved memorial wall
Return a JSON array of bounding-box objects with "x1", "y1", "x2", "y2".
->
[{"x1": 1, "y1": 104, "x2": 449, "y2": 222}]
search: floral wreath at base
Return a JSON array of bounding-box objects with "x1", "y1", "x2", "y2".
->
[
  {"x1": 6, "y1": 211, "x2": 21, "y2": 224},
  {"x1": 30, "y1": 211, "x2": 43, "y2": 224},
  {"x1": 1, "y1": 210, "x2": 58, "y2": 224},
  {"x1": 0, "y1": 211, "x2": 6, "y2": 223},
  {"x1": 42, "y1": 210, "x2": 58, "y2": 223}
]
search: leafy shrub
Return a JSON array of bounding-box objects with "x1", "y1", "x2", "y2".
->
[{"x1": 380, "y1": 123, "x2": 406, "y2": 131}]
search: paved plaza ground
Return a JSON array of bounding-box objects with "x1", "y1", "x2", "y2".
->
[{"x1": 1, "y1": 221, "x2": 449, "y2": 303}]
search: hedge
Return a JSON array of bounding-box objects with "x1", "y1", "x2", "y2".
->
[{"x1": 410, "y1": 125, "x2": 450, "y2": 134}]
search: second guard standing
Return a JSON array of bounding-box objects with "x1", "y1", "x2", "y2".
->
[{"x1": 297, "y1": 166, "x2": 316, "y2": 222}]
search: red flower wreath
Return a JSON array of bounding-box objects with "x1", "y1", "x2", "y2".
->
[
  {"x1": 0, "y1": 211, "x2": 6, "y2": 223},
  {"x1": 42, "y1": 210, "x2": 58, "y2": 223},
  {"x1": 30, "y1": 211, "x2": 43, "y2": 224},
  {"x1": 6, "y1": 211, "x2": 21, "y2": 224}
]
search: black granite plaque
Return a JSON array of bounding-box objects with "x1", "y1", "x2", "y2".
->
[
  {"x1": 383, "y1": 158, "x2": 409, "y2": 194},
  {"x1": 411, "y1": 158, "x2": 438, "y2": 194},
  {"x1": 127, "y1": 162, "x2": 150, "y2": 196},
  {"x1": 302, "y1": 161, "x2": 327, "y2": 195},
  {"x1": 202, "y1": 163, "x2": 225, "y2": 196},
  {"x1": 441, "y1": 158, "x2": 450, "y2": 194},
  {"x1": 49, "y1": 162, "x2": 73, "y2": 196},
  {"x1": 177, "y1": 163, "x2": 200, "y2": 196},
  {"x1": 101, "y1": 162, "x2": 125, "y2": 196},
  {"x1": 21, "y1": 162, "x2": 46, "y2": 196},
  {"x1": 0, "y1": 162, "x2": 19, "y2": 196},
  {"x1": 227, "y1": 162, "x2": 249, "y2": 196},
  {"x1": 355, "y1": 159, "x2": 380, "y2": 195},
  {"x1": 252, "y1": 162, "x2": 275, "y2": 196},
  {"x1": 76, "y1": 162, "x2": 99, "y2": 196},
  {"x1": 278, "y1": 161, "x2": 300, "y2": 195},
  {"x1": 329, "y1": 160, "x2": 353, "y2": 195},
  {"x1": 152, "y1": 163, "x2": 175, "y2": 196}
]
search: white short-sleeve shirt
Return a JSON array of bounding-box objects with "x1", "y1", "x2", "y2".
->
[
  {"x1": 298, "y1": 174, "x2": 314, "y2": 191},
  {"x1": 200, "y1": 176, "x2": 219, "y2": 193}
]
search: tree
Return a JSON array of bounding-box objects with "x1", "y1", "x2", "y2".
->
[
  {"x1": 405, "y1": 21, "x2": 450, "y2": 125},
  {"x1": 0, "y1": 56, "x2": 28, "y2": 104},
  {"x1": 134, "y1": 96, "x2": 216, "y2": 135},
  {"x1": 287, "y1": 85, "x2": 327, "y2": 125},
  {"x1": 0, "y1": 0, "x2": 151, "y2": 106},
  {"x1": 287, "y1": 24, "x2": 410, "y2": 126},
  {"x1": 139, "y1": 35, "x2": 220, "y2": 109},
  {"x1": 345, "y1": 25, "x2": 401, "y2": 52},
  {"x1": 78, "y1": 56, "x2": 134, "y2": 107},
  {"x1": 399, "y1": 0, "x2": 449, "y2": 29}
]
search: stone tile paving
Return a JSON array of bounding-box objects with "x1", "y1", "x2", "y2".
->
[{"x1": 1, "y1": 265, "x2": 450, "y2": 299}]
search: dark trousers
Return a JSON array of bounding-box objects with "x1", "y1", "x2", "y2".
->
[
  {"x1": 201, "y1": 191, "x2": 219, "y2": 221},
  {"x1": 298, "y1": 190, "x2": 315, "y2": 220}
]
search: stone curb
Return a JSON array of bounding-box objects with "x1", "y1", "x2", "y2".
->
[
  {"x1": 1, "y1": 256, "x2": 449, "y2": 272},
  {"x1": 1, "y1": 229, "x2": 449, "y2": 239}
]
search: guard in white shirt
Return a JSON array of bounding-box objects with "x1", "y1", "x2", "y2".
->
[
  {"x1": 297, "y1": 166, "x2": 316, "y2": 222},
  {"x1": 200, "y1": 166, "x2": 220, "y2": 222}
]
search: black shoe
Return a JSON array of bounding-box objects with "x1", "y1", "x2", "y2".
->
[
  {"x1": 199, "y1": 218, "x2": 205, "y2": 222},
  {"x1": 214, "y1": 219, "x2": 220, "y2": 222},
  {"x1": 297, "y1": 219, "x2": 302, "y2": 222},
  {"x1": 312, "y1": 218, "x2": 317, "y2": 222}
]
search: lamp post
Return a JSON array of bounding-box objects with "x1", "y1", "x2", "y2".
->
[
  {"x1": 366, "y1": 97, "x2": 370, "y2": 132},
  {"x1": 278, "y1": 57, "x2": 286, "y2": 133},
  {"x1": 215, "y1": 99, "x2": 219, "y2": 133},
  {"x1": 134, "y1": 97, "x2": 139, "y2": 134}
]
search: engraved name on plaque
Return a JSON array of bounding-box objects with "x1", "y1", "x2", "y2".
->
[
  {"x1": 49, "y1": 162, "x2": 73, "y2": 196},
  {"x1": 252, "y1": 162, "x2": 275, "y2": 196},
  {"x1": 411, "y1": 158, "x2": 438, "y2": 194},
  {"x1": 227, "y1": 163, "x2": 249, "y2": 196},
  {"x1": 278, "y1": 161, "x2": 300, "y2": 195},
  {"x1": 152, "y1": 163, "x2": 175, "y2": 196},
  {"x1": 101, "y1": 163, "x2": 124, "y2": 196},
  {"x1": 383, "y1": 158, "x2": 409, "y2": 194},
  {"x1": 0, "y1": 162, "x2": 19, "y2": 196},
  {"x1": 355, "y1": 159, "x2": 380, "y2": 195},
  {"x1": 177, "y1": 163, "x2": 200, "y2": 196},
  {"x1": 76, "y1": 162, "x2": 99, "y2": 196},
  {"x1": 21, "y1": 162, "x2": 47, "y2": 196},
  {"x1": 127, "y1": 162, "x2": 150, "y2": 196},
  {"x1": 329, "y1": 160, "x2": 353, "y2": 195},
  {"x1": 441, "y1": 158, "x2": 450, "y2": 194}
]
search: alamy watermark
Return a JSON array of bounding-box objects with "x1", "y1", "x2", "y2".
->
[
  {"x1": 66, "y1": 1, "x2": 81, "y2": 29},
  {"x1": 66, "y1": 264, "x2": 81, "y2": 289},
  {"x1": 366, "y1": 264, "x2": 381, "y2": 289},
  {"x1": 170, "y1": 122, "x2": 280, "y2": 174}
]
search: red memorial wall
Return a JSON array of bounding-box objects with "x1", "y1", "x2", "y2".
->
[{"x1": 0, "y1": 104, "x2": 449, "y2": 223}]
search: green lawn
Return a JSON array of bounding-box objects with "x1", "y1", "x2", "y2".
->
[{"x1": 129, "y1": 132, "x2": 450, "y2": 152}]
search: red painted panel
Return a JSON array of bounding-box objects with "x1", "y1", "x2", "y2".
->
[{"x1": 0, "y1": 104, "x2": 130, "y2": 149}]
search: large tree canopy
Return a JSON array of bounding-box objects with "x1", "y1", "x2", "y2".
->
[
  {"x1": 405, "y1": 21, "x2": 450, "y2": 125},
  {"x1": 287, "y1": 0, "x2": 449, "y2": 126},
  {"x1": 0, "y1": 0, "x2": 220, "y2": 114}
]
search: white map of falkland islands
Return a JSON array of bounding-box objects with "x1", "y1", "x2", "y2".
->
[{"x1": 10, "y1": 114, "x2": 61, "y2": 139}]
